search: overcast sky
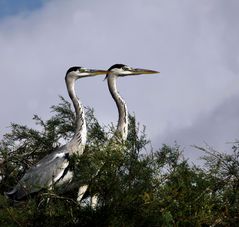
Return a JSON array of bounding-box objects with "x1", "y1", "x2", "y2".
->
[{"x1": 1, "y1": 0, "x2": 239, "y2": 163}]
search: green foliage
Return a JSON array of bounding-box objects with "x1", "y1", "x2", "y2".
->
[
  {"x1": 0, "y1": 97, "x2": 239, "y2": 226},
  {"x1": 198, "y1": 144, "x2": 239, "y2": 225}
]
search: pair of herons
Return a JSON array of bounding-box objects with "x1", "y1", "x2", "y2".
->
[{"x1": 5, "y1": 64, "x2": 159, "y2": 203}]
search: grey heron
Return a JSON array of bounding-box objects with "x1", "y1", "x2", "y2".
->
[
  {"x1": 80, "y1": 64, "x2": 159, "y2": 206},
  {"x1": 5, "y1": 66, "x2": 107, "y2": 200},
  {"x1": 105, "y1": 64, "x2": 159, "y2": 141}
]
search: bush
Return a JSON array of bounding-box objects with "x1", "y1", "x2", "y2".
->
[{"x1": 0, "y1": 97, "x2": 238, "y2": 226}]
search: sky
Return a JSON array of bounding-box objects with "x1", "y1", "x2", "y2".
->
[{"x1": 0, "y1": 0, "x2": 239, "y2": 163}]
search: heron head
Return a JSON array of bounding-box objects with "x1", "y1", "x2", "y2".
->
[
  {"x1": 105, "y1": 64, "x2": 159, "y2": 79},
  {"x1": 66, "y1": 66, "x2": 107, "y2": 79}
]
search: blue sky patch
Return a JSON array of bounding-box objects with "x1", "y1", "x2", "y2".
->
[{"x1": 0, "y1": 0, "x2": 47, "y2": 18}]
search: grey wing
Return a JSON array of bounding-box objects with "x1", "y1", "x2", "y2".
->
[{"x1": 5, "y1": 145, "x2": 71, "y2": 200}]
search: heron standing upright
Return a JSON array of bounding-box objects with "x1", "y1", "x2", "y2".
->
[
  {"x1": 80, "y1": 64, "x2": 159, "y2": 206},
  {"x1": 105, "y1": 64, "x2": 159, "y2": 141},
  {"x1": 5, "y1": 67, "x2": 107, "y2": 200}
]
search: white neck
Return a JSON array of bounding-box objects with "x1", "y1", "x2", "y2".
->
[
  {"x1": 107, "y1": 74, "x2": 128, "y2": 141},
  {"x1": 65, "y1": 76, "x2": 87, "y2": 155}
]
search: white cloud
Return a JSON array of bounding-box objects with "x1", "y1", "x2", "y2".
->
[{"x1": 0, "y1": 0, "x2": 239, "y2": 163}]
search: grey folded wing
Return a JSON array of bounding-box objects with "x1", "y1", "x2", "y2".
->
[{"x1": 5, "y1": 147, "x2": 71, "y2": 200}]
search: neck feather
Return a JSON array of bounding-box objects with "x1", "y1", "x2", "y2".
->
[
  {"x1": 65, "y1": 76, "x2": 86, "y2": 154},
  {"x1": 108, "y1": 75, "x2": 128, "y2": 141}
]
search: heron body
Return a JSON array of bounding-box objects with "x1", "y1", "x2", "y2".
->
[{"x1": 5, "y1": 67, "x2": 107, "y2": 200}]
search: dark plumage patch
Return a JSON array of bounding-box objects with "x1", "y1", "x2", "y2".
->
[
  {"x1": 66, "y1": 66, "x2": 81, "y2": 75},
  {"x1": 64, "y1": 153, "x2": 70, "y2": 160},
  {"x1": 108, "y1": 64, "x2": 126, "y2": 71}
]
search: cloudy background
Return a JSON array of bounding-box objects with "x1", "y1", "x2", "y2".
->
[{"x1": 0, "y1": 0, "x2": 239, "y2": 163}]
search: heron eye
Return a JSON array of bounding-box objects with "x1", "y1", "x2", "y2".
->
[
  {"x1": 80, "y1": 67, "x2": 86, "y2": 71},
  {"x1": 122, "y1": 66, "x2": 130, "y2": 71}
]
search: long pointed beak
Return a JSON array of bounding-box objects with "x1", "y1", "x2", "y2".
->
[
  {"x1": 89, "y1": 69, "x2": 108, "y2": 76},
  {"x1": 132, "y1": 68, "x2": 160, "y2": 75}
]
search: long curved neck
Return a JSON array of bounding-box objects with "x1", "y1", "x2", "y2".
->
[
  {"x1": 65, "y1": 76, "x2": 86, "y2": 155},
  {"x1": 108, "y1": 74, "x2": 128, "y2": 141}
]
